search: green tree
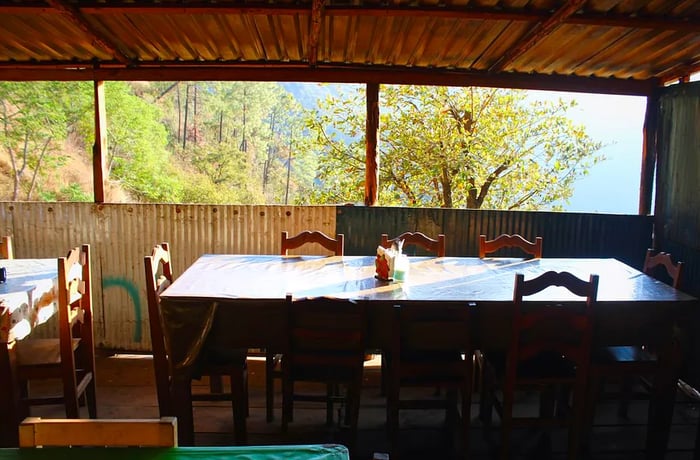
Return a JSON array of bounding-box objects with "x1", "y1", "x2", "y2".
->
[
  {"x1": 303, "y1": 85, "x2": 604, "y2": 210},
  {"x1": 77, "y1": 81, "x2": 183, "y2": 202},
  {"x1": 146, "y1": 81, "x2": 311, "y2": 204},
  {"x1": 0, "y1": 81, "x2": 89, "y2": 200}
]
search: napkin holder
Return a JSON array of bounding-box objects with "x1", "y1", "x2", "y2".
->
[
  {"x1": 375, "y1": 246, "x2": 393, "y2": 281},
  {"x1": 375, "y1": 242, "x2": 409, "y2": 281}
]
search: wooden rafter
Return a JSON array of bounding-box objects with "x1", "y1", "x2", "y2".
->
[
  {"x1": 0, "y1": 63, "x2": 657, "y2": 96},
  {"x1": 657, "y1": 58, "x2": 700, "y2": 84},
  {"x1": 308, "y1": 0, "x2": 325, "y2": 67},
  {"x1": 46, "y1": 0, "x2": 130, "y2": 64},
  {"x1": 3, "y1": 4, "x2": 697, "y2": 32},
  {"x1": 0, "y1": 2, "x2": 700, "y2": 32},
  {"x1": 489, "y1": 0, "x2": 588, "y2": 72}
]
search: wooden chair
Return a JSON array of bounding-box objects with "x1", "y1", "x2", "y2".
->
[
  {"x1": 19, "y1": 416, "x2": 178, "y2": 447},
  {"x1": 1, "y1": 235, "x2": 13, "y2": 259},
  {"x1": 144, "y1": 242, "x2": 249, "y2": 444},
  {"x1": 386, "y1": 304, "x2": 472, "y2": 459},
  {"x1": 281, "y1": 294, "x2": 367, "y2": 452},
  {"x1": 381, "y1": 231, "x2": 445, "y2": 257},
  {"x1": 15, "y1": 244, "x2": 97, "y2": 419},
  {"x1": 266, "y1": 230, "x2": 345, "y2": 423},
  {"x1": 281, "y1": 230, "x2": 345, "y2": 256},
  {"x1": 584, "y1": 249, "x2": 684, "y2": 442},
  {"x1": 480, "y1": 271, "x2": 598, "y2": 460},
  {"x1": 479, "y1": 234, "x2": 543, "y2": 258}
]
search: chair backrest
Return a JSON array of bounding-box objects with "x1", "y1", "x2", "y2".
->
[
  {"x1": 1, "y1": 235, "x2": 13, "y2": 259},
  {"x1": 19, "y1": 417, "x2": 178, "y2": 447},
  {"x1": 392, "y1": 304, "x2": 470, "y2": 356},
  {"x1": 508, "y1": 271, "x2": 598, "y2": 379},
  {"x1": 479, "y1": 234, "x2": 543, "y2": 258},
  {"x1": 643, "y1": 248, "x2": 683, "y2": 289},
  {"x1": 281, "y1": 231, "x2": 344, "y2": 256},
  {"x1": 143, "y1": 242, "x2": 174, "y2": 416},
  {"x1": 284, "y1": 295, "x2": 367, "y2": 380},
  {"x1": 57, "y1": 244, "x2": 94, "y2": 376},
  {"x1": 381, "y1": 231, "x2": 446, "y2": 257}
]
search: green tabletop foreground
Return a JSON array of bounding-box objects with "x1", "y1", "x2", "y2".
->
[{"x1": 0, "y1": 445, "x2": 349, "y2": 460}]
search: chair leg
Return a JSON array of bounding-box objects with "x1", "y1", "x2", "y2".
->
[
  {"x1": 479, "y1": 362, "x2": 495, "y2": 428},
  {"x1": 500, "y1": 384, "x2": 514, "y2": 460},
  {"x1": 582, "y1": 375, "x2": 602, "y2": 451},
  {"x1": 230, "y1": 368, "x2": 248, "y2": 445},
  {"x1": 568, "y1": 379, "x2": 587, "y2": 460},
  {"x1": 209, "y1": 375, "x2": 224, "y2": 394},
  {"x1": 617, "y1": 377, "x2": 634, "y2": 418},
  {"x1": 387, "y1": 378, "x2": 400, "y2": 459},
  {"x1": 326, "y1": 382, "x2": 335, "y2": 427},
  {"x1": 281, "y1": 377, "x2": 293, "y2": 433},
  {"x1": 694, "y1": 408, "x2": 700, "y2": 460},
  {"x1": 461, "y1": 379, "x2": 473, "y2": 458},
  {"x1": 346, "y1": 377, "x2": 363, "y2": 454},
  {"x1": 62, "y1": 369, "x2": 80, "y2": 418},
  {"x1": 86, "y1": 373, "x2": 98, "y2": 418},
  {"x1": 265, "y1": 350, "x2": 275, "y2": 422}
]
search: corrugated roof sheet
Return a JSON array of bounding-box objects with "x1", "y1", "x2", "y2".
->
[{"x1": 0, "y1": 0, "x2": 698, "y2": 94}]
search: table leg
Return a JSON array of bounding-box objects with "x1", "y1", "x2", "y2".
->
[
  {"x1": 645, "y1": 337, "x2": 682, "y2": 460},
  {"x1": 0, "y1": 341, "x2": 22, "y2": 447},
  {"x1": 172, "y1": 374, "x2": 194, "y2": 446}
]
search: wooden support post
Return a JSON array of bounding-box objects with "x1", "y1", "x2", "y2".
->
[
  {"x1": 93, "y1": 80, "x2": 107, "y2": 204},
  {"x1": 365, "y1": 83, "x2": 379, "y2": 206},
  {"x1": 639, "y1": 91, "x2": 659, "y2": 217}
]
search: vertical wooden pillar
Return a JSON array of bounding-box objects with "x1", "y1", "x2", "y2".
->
[
  {"x1": 639, "y1": 90, "x2": 659, "y2": 217},
  {"x1": 365, "y1": 83, "x2": 379, "y2": 206},
  {"x1": 93, "y1": 80, "x2": 107, "y2": 204}
]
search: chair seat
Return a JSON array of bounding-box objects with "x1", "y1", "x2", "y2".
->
[
  {"x1": 198, "y1": 346, "x2": 248, "y2": 366},
  {"x1": 484, "y1": 350, "x2": 577, "y2": 380},
  {"x1": 16, "y1": 338, "x2": 81, "y2": 366},
  {"x1": 595, "y1": 345, "x2": 656, "y2": 364},
  {"x1": 394, "y1": 350, "x2": 468, "y2": 384}
]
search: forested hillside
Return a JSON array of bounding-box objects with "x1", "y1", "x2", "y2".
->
[{"x1": 0, "y1": 81, "x2": 603, "y2": 210}]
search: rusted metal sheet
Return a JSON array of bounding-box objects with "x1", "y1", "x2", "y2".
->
[
  {"x1": 336, "y1": 206, "x2": 653, "y2": 268},
  {"x1": 655, "y1": 82, "x2": 700, "y2": 388},
  {"x1": 656, "y1": 82, "x2": 700, "y2": 297},
  {"x1": 0, "y1": 1, "x2": 699, "y2": 88},
  {"x1": 0, "y1": 202, "x2": 336, "y2": 351}
]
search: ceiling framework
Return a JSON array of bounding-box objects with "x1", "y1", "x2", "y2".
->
[{"x1": 0, "y1": 0, "x2": 699, "y2": 95}]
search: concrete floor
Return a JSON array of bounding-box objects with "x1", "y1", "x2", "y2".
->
[{"x1": 26, "y1": 351, "x2": 700, "y2": 460}]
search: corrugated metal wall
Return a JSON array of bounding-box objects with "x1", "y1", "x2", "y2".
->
[
  {"x1": 655, "y1": 82, "x2": 700, "y2": 388},
  {"x1": 656, "y1": 82, "x2": 700, "y2": 297},
  {"x1": 0, "y1": 202, "x2": 337, "y2": 351},
  {"x1": 0, "y1": 201, "x2": 654, "y2": 351},
  {"x1": 337, "y1": 206, "x2": 653, "y2": 268}
]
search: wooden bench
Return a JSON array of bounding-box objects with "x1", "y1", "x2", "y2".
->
[{"x1": 18, "y1": 417, "x2": 178, "y2": 447}]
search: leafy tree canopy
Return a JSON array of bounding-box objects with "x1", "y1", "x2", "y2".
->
[{"x1": 303, "y1": 85, "x2": 604, "y2": 210}]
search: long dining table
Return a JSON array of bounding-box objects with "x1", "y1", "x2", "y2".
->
[
  {"x1": 159, "y1": 254, "x2": 698, "y2": 456},
  {"x1": 0, "y1": 259, "x2": 58, "y2": 447}
]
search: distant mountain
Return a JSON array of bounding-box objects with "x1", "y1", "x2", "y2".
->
[{"x1": 281, "y1": 82, "x2": 339, "y2": 109}]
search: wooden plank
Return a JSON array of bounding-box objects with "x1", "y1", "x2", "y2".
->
[
  {"x1": 93, "y1": 81, "x2": 107, "y2": 204},
  {"x1": 0, "y1": 66, "x2": 657, "y2": 96},
  {"x1": 365, "y1": 83, "x2": 379, "y2": 206},
  {"x1": 18, "y1": 417, "x2": 177, "y2": 447},
  {"x1": 639, "y1": 91, "x2": 659, "y2": 216}
]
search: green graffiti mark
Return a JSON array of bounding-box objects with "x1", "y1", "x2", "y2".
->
[{"x1": 102, "y1": 276, "x2": 142, "y2": 342}]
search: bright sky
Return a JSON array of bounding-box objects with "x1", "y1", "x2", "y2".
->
[{"x1": 529, "y1": 90, "x2": 647, "y2": 214}]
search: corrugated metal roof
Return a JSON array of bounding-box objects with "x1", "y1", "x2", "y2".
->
[{"x1": 0, "y1": 0, "x2": 698, "y2": 94}]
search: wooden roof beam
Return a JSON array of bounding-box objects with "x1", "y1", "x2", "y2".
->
[
  {"x1": 308, "y1": 0, "x2": 325, "y2": 67},
  {"x1": 46, "y1": 0, "x2": 131, "y2": 64},
  {"x1": 489, "y1": 0, "x2": 588, "y2": 73},
  {"x1": 2, "y1": 3, "x2": 698, "y2": 32},
  {"x1": 0, "y1": 63, "x2": 657, "y2": 96},
  {"x1": 658, "y1": 59, "x2": 700, "y2": 85}
]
